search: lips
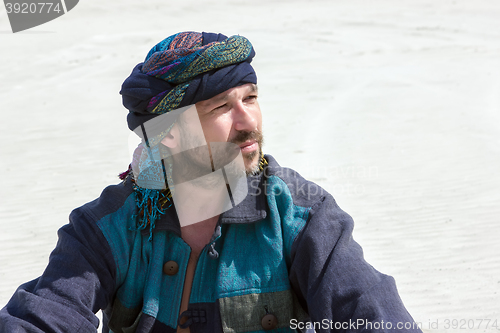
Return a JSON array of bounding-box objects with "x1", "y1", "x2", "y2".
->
[{"x1": 238, "y1": 140, "x2": 258, "y2": 152}]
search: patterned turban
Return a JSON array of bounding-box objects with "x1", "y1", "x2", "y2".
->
[{"x1": 120, "y1": 31, "x2": 257, "y2": 135}]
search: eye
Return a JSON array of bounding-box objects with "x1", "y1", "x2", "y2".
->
[
  {"x1": 212, "y1": 103, "x2": 227, "y2": 112},
  {"x1": 245, "y1": 95, "x2": 258, "y2": 101}
]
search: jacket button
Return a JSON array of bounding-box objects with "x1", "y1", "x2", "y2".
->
[
  {"x1": 163, "y1": 261, "x2": 179, "y2": 276},
  {"x1": 261, "y1": 314, "x2": 278, "y2": 330}
]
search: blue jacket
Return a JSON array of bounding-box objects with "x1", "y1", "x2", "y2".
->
[{"x1": 0, "y1": 155, "x2": 422, "y2": 333}]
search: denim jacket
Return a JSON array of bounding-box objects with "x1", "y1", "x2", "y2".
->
[{"x1": 0, "y1": 155, "x2": 422, "y2": 333}]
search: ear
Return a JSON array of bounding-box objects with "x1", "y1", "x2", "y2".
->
[{"x1": 160, "y1": 124, "x2": 179, "y2": 149}]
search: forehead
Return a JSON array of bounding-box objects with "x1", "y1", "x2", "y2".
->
[{"x1": 197, "y1": 83, "x2": 258, "y2": 108}]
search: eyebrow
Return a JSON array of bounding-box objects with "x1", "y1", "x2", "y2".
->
[{"x1": 205, "y1": 84, "x2": 259, "y2": 106}]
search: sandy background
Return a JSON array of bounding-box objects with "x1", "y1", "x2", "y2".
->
[{"x1": 1, "y1": 0, "x2": 499, "y2": 332}]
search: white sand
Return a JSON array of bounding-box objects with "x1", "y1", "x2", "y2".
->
[{"x1": 1, "y1": 0, "x2": 499, "y2": 332}]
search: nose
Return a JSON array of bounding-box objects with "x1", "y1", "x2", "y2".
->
[{"x1": 232, "y1": 101, "x2": 258, "y2": 132}]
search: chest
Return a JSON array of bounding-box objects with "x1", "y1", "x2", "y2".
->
[{"x1": 108, "y1": 219, "x2": 303, "y2": 333}]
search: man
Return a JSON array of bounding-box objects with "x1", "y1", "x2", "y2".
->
[{"x1": 0, "y1": 31, "x2": 422, "y2": 333}]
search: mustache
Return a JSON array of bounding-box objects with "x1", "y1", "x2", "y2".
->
[{"x1": 230, "y1": 130, "x2": 263, "y2": 146}]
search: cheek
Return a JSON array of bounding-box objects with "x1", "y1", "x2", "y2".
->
[
  {"x1": 253, "y1": 108, "x2": 263, "y2": 130},
  {"x1": 201, "y1": 116, "x2": 233, "y2": 142},
  {"x1": 257, "y1": 113, "x2": 263, "y2": 129}
]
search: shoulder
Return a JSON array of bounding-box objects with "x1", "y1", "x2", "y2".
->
[
  {"x1": 79, "y1": 179, "x2": 135, "y2": 220},
  {"x1": 69, "y1": 179, "x2": 136, "y2": 227}
]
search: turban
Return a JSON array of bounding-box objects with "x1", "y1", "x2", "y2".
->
[{"x1": 120, "y1": 31, "x2": 257, "y2": 133}]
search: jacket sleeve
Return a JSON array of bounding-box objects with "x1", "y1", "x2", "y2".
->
[
  {"x1": 0, "y1": 207, "x2": 116, "y2": 333},
  {"x1": 288, "y1": 194, "x2": 422, "y2": 333}
]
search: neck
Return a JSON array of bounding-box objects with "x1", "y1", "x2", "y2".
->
[
  {"x1": 180, "y1": 215, "x2": 220, "y2": 256},
  {"x1": 172, "y1": 179, "x2": 228, "y2": 227}
]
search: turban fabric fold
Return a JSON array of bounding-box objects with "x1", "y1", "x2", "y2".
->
[{"x1": 120, "y1": 31, "x2": 257, "y2": 132}]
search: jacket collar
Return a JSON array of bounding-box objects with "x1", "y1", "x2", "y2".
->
[{"x1": 219, "y1": 168, "x2": 267, "y2": 224}]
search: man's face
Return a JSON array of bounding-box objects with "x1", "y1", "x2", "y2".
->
[{"x1": 195, "y1": 83, "x2": 263, "y2": 175}]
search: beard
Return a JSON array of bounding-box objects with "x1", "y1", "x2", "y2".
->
[
  {"x1": 229, "y1": 130, "x2": 264, "y2": 176},
  {"x1": 167, "y1": 128, "x2": 264, "y2": 189}
]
